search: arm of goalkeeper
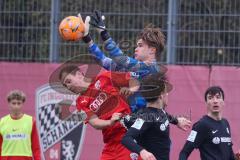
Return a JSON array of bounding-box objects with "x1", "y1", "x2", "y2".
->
[{"x1": 77, "y1": 13, "x2": 113, "y2": 70}]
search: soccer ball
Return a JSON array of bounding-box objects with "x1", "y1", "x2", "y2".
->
[{"x1": 59, "y1": 16, "x2": 85, "y2": 41}]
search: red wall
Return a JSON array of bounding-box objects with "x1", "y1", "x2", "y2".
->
[{"x1": 0, "y1": 62, "x2": 239, "y2": 160}]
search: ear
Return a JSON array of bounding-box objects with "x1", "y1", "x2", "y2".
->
[
  {"x1": 159, "y1": 94, "x2": 164, "y2": 100},
  {"x1": 151, "y1": 47, "x2": 157, "y2": 54}
]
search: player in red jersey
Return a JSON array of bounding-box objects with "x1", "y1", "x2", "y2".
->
[{"x1": 59, "y1": 64, "x2": 141, "y2": 160}]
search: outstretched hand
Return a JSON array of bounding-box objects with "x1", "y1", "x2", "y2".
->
[
  {"x1": 110, "y1": 113, "x2": 123, "y2": 126},
  {"x1": 140, "y1": 149, "x2": 157, "y2": 160},
  {"x1": 77, "y1": 13, "x2": 91, "y2": 36},
  {"x1": 77, "y1": 13, "x2": 93, "y2": 44},
  {"x1": 177, "y1": 117, "x2": 191, "y2": 131},
  {"x1": 89, "y1": 10, "x2": 106, "y2": 32}
]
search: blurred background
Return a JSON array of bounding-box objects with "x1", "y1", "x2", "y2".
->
[{"x1": 0, "y1": 0, "x2": 240, "y2": 160}]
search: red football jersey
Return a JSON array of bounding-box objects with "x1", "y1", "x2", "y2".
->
[{"x1": 76, "y1": 71, "x2": 131, "y2": 143}]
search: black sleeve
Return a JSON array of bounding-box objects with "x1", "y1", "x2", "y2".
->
[
  {"x1": 224, "y1": 120, "x2": 236, "y2": 160},
  {"x1": 179, "y1": 141, "x2": 195, "y2": 160},
  {"x1": 121, "y1": 118, "x2": 152, "y2": 154},
  {"x1": 121, "y1": 109, "x2": 146, "y2": 129},
  {"x1": 179, "y1": 121, "x2": 207, "y2": 160},
  {"x1": 166, "y1": 112, "x2": 178, "y2": 125}
]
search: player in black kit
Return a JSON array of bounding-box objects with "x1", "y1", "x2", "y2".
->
[
  {"x1": 179, "y1": 86, "x2": 238, "y2": 160},
  {"x1": 121, "y1": 73, "x2": 191, "y2": 160}
]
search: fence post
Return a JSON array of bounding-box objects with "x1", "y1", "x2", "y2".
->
[
  {"x1": 49, "y1": 0, "x2": 60, "y2": 62},
  {"x1": 167, "y1": 0, "x2": 178, "y2": 64}
]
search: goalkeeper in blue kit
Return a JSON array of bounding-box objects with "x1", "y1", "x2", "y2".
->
[
  {"x1": 80, "y1": 10, "x2": 166, "y2": 112},
  {"x1": 79, "y1": 11, "x2": 191, "y2": 131}
]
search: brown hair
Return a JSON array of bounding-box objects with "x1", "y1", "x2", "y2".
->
[
  {"x1": 59, "y1": 65, "x2": 80, "y2": 83},
  {"x1": 137, "y1": 24, "x2": 165, "y2": 62},
  {"x1": 140, "y1": 72, "x2": 172, "y2": 102},
  {"x1": 7, "y1": 90, "x2": 26, "y2": 103}
]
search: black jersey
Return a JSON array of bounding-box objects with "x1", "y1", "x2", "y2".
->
[
  {"x1": 179, "y1": 115, "x2": 235, "y2": 160},
  {"x1": 121, "y1": 107, "x2": 178, "y2": 129},
  {"x1": 121, "y1": 107, "x2": 172, "y2": 160}
]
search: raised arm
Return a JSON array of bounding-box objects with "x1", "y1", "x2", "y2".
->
[
  {"x1": 79, "y1": 14, "x2": 113, "y2": 70},
  {"x1": 89, "y1": 10, "x2": 155, "y2": 73}
]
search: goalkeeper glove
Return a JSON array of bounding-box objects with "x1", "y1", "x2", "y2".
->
[
  {"x1": 90, "y1": 10, "x2": 110, "y2": 41},
  {"x1": 78, "y1": 13, "x2": 92, "y2": 43}
]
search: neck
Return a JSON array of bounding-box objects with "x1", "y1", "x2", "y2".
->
[
  {"x1": 10, "y1": 112, "x2": 23, "y2": 119},
  {"x1": 207, "y1": 112, "x2": 222, "y2": 121},
  {"x1": 81, "y1": 77, "x2": 92, "y2": 92},
  {"x1": 146, "y1": 99, "x2": 164, "y2": 109},
  {"x1": 143, "y1": 56, "x2": 156, "y2": 65}
]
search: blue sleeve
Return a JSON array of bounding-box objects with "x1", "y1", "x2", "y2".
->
[
  {"x1": 104, "y1": 38, "x2": 139, "y2": 69},
  {"x1": 88, "y1": 43, "x2": 112, "y2": 70},
  {"x1": 103, "y1": 38, "x2": 158, "y2": 78}
]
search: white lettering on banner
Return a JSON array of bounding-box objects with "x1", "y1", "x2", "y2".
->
[
  {"x1": 39, "y1": 91, "x2": 77, "y2": 107},
  {"x1": 89, "y1": 92, "x2": 108, "y2": 112}
]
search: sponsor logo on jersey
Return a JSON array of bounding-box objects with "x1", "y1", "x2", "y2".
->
[
  {"x1": 89, "y1": 92, "x2": 108, "y2": 112},
  {"x1": 160, "y1": 120, "x2": 169, "y2": 131},
  {"x1": 160, "y1": 124, "x2": 166, "y2": 131},
  {"x1": 212, "y1": 130, "x2": 218, "y2": 134},
  {"x1": 212, "y1": 137, "x2": 221, "y2": 144},
  {"x1": 94, "y1": 80, "x2": 101, "y2": 90},
  {"x1": 5, "y1": 133, "x2": 27, "y2": 140},
  {"x1": 212, "y1": 137, "x2": 231, "y2": 144}
]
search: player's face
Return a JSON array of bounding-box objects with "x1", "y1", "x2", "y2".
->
[
  {"x1": 134, "y1": 39, "x2": 154, "y2": 61},
  {"x1": 62, "y1": 71, "x2": 86, "y2": 94},
  {"x1": 9, "y1": 99, "x2": 23, "y2": 112},
  {"x1": 206, "y1": 93, "x2": 224, "y2": 114}
]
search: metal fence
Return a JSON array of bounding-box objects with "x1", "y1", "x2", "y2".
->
[
  {"x1": 175, "y1": 0, "x2": 240, "y2": 65},
  {"x1": 0, "y1": 0, "x2": 240, "y2": 65}
]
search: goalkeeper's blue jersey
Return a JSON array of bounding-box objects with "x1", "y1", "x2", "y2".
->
[{"x1": 88, "y1": 38, "x2": 160, "y2": 112}]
